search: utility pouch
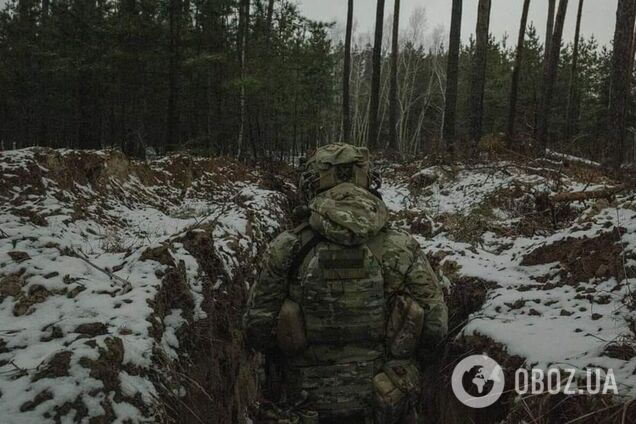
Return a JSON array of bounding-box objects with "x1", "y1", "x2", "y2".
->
[
  {"x1": 276, "y1": 299, "x2": 307, "y2": 356},
  {"x1": 373, "y1": 360, "x2": 422, "y2": 424},
  {"x1": 386, "y1": 295, "x2": 425, "y2": 359}
]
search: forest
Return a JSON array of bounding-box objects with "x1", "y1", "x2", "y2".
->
[
  {"x1": 1, "y1": 0, "x2": 635, "y2": 169},
  {"x1": 1, "y1": 1, "x2": 636, "y2": 423}
]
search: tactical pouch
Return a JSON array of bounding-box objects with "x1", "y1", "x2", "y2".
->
[
  {"x1": 276, "y1": 299, "x2": 307, "y2": 355},
  {"x1": 373, "y1": 360, "x2": 421, "y2": 424},
  {"x1": 386, "y1": 295, "x2": 425, "y2": 359}
]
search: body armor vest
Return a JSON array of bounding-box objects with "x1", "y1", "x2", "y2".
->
[{"x1": 284, "y1": 225, "x2": 386, "y2": 418}]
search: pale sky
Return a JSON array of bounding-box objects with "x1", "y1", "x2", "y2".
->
[
  {"x1": 298, "y1": 0, "x2": 618, "y2": 47},
  {"x1": 0, "y1": 0, "x2": 617, "y2": 46}
]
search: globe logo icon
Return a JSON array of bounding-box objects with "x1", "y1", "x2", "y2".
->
[{"x1": 451, "y1": 354, "x2": 505, "y2": 408}]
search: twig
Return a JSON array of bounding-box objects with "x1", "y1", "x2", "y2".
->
[
  {"x1": 622, "y1": 399, "x2": 634, "y2": 424},
  {"x1": 157, "y1": 381, "x2": 206, "y2": 424},
  {"x1": 172, "y1": 370, "x2": 215, "y2": 404},
  {"x1": 73, "y1": 249, "x2": 132, "y2": 291},
  {"x1": 520, "y1": 396, "x2": 538, "y2": 424}
]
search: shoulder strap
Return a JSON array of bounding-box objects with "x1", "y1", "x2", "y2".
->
[
  {"x1": 366, "y1": 230, "x2": 386, "y2": 264},
  {"x1": 287, "y1": 224, "x2": 324, "y2": 283}
]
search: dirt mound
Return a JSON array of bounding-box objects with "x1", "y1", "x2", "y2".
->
[
  {"x1": 0, "y1": 148, "x2": 291, "y2": 423},
  {"x1": 171, "y1": 228, "x2": 259, "y2": 424},
  {"x1": 521, "y1": 230, "x2": 627, "y2": 284}
]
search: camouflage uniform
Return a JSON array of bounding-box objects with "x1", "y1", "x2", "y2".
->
[{"x1": 244, "y1": 144, "x2": 447, "y2": 423}]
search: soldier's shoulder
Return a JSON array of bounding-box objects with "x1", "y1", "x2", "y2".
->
[
  {"x1": 378, "y1": 227, "x2": 420, "y2": 251},
  {"x1": 268, "y1": 229, "x2": 301, "y2": 252},
  {"x1": 263, "y1": 225, "x2": 301, "y2": 269}
]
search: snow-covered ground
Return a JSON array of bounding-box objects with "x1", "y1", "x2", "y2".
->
[
  {"x1": 1, "y1": 148, "x2": 634, "y2": 423},
  {"x1": 0, "y1": 148, "x2": 288, "y2": 423},
  {"x1": 381, "y1": 162, "x2": 636, "y2": 399}
]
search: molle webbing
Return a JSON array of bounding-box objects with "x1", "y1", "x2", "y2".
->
[
  {"x1": 283, "y1": 226, "x2": 387, "y2": 419},
  {"x1": 286, "y1": 358, "x2": 382, "y2": 417},
  {"x1": 301, "y1": 243, "x2": 385, "y2": 346}
]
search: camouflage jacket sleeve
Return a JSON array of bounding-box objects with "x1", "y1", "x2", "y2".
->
[
  {"x1": 243, "y1": 230, "x2": 300, "y2": 352},
  {"x1": 381, "y1": 230, "x2": 448, "y2": 348}
]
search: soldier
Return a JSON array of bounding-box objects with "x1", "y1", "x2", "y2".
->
[{"x1": 244, "y1": 144, "x2": 448, "y2": 423}]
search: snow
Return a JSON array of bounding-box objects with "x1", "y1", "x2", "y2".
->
[
  {"x1": 0, "y1": 148, "x2": 287, "y2": 422},
  {"x1": 2, "y1": 147, "x2": 634, "y2": 421},
  {"x1": 381, "y1": 162, "x2": 636, "y2": 398}
]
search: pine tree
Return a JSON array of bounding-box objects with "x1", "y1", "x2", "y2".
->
[
  {"x1": 343, "y1": 0, "x2": 354, "y2": 143},
  {"x1": 368, "y1": 0, "x2": 386, "y2": 148},
  {"x1": 545, "y1": 0, "x2": 556, "y2": 62},
  {"x1": 468, "y1": 0, "x2": 492, "y2": 155},
  {"x1": 236, "y1": 0, "x2": 250, "y2": 159},
  {"x1": 443, "y1": 0, "x2": 462, "y2": 157},
  {"x1": 507, "y1": 0, "x2": 531, "y2": 145},
  {"x1": 565, "y1": 0, "x2": 584, "y2": 139},
  {"x1": 388, "y1": 0, "x2": 401, "y2": 151},
  {"x1": 609, "y1": 0, "x2": 636, "y2": 168},
  {"x1": 536, "y1": 0, "x2": 569, "y2": 150}
]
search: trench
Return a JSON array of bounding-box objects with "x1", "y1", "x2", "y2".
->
[
  {"x1": 145, "y1": 171, "x2": 636, "y2": 424},
  {"x1": 166, "y1": 220, "x2": 630, "y2": 424},
  {"x1": 167, "y1": 198, "x2": 516, "y2": 424}
]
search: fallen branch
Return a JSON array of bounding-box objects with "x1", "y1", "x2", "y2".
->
[
  {"x1": 549, "y1": 184, "x2": 628, "y2": 203},
  {"x1": 545, "y1": 148, "x2": 601, "y2": 169}
]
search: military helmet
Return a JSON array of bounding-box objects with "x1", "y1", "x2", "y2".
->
[{"x1": 299, "y1": 144, "x2": 381, "y2": 201}]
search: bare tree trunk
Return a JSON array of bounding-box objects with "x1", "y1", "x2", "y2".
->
[
  {"x1": 368, "y1": 0, "x2": 386, "y2": 148},
  {"x1": 566, "y1": 0, "x2": 584, "y2": 140},
  {"x1": 388, "y1": 0, "x2": 400, "y2": 152},
  {"x1": 468, "y1": 0, "x2": 491, "y2": 156},
  {"x1": 343, "y1": 0, "x2": 354, "y2": 143},
  {"x1": 266, "y1": 0, "x2": 274, "y2": 45},
  {"x1": 443, "y1": 0, "x2": 462, "y2": 158},
  {"x1": 536, "y1": 0, "x2": 569, "y2": 150},
  {"x1": 545, "y1": 0, "x2": 556, "y2": 62},
  {"x1": 236, "y1": 0, "x2": 250, "y2": 159},
  {"x1": 630, "y1": 20, "x2": 636, "y2": 74},
  {"x1": 507, "y1": 0, "x2": 531, "y2": 146},
  {"x1": 609, "y1": 0, "x2": 636, "y2": 170},
  {"x1": 166, "y1": 0, "x2": 182, "y2": 149}
]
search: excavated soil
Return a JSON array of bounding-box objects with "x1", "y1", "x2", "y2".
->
[
  {"x1": 172, "y1": 229, "x2": 260, "y2": 424},
  {"x1": 521, "y1": 230, "x2": 628, "y2": 284},
  {"x1": 3, "y1": 149, "x2": 634, "y2": 424}
]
